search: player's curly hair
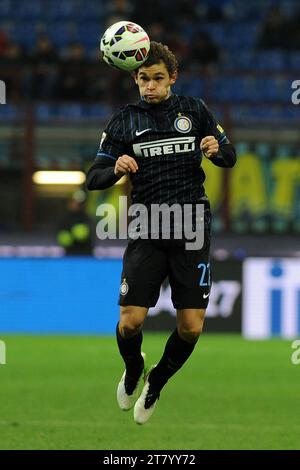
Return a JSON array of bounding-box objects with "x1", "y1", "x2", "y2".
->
[{"x1": 136, "y1": 41, "x2": 178, "y2": 76}]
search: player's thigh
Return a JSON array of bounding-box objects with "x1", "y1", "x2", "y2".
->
[
  {"x1": 118, "y1": 238, "x2": 168, "y2": 308},
  {"x1": 177, "y1": 308, "x2": 206, "y2": 337},
  {"x1": 168, "y1": 207, "x2": 212, "y2": 309},
  {"x1": 168, "y1": 237, "x2": 211, "y2": 309}
]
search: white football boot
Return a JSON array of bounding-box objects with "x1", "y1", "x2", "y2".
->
[
  {"x1": 117, "y1": 352, "x2": 146, "y2": 411},
  {"x1": 134, "y1": 365, "x2": 160, "y2": 425}
]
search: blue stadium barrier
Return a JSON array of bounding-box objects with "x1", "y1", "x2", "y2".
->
[
  {"x1": 229, "y1": 104, "x2": 300, "y2": 124},
  {"x1": 0, "y1": 104, "x2": 23, "y2": 121},
  {"x1": 34, "y1": 103, "x2": 112, "y2": 120},
  {"x1": 0, "y1": 258, "x2": 122, "y2": 334}
]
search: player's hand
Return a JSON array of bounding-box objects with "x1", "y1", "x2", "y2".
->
[
  {"x1": 114, "y1": 155, "x2": 139, "y2": 177},
  {"x1": 200, "y1": 136, "x2": 219, "y2": 159}
]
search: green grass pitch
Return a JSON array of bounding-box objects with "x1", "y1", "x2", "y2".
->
[{"x1": 0, "y1": 334, "x2": 299, "y2": 450}]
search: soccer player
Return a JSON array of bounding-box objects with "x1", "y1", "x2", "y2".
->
[{"x1": 86, "y1": 41, "x2": 236, "y2": 425}]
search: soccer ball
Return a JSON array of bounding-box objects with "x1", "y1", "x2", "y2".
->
[{"x1": 100, "y1": 21, "x2": 150, "y2": 72}]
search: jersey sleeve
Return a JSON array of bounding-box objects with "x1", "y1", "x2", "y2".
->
[
  {"x1": 86, "y1": 110, "x2": 128, "y2": 191},
  {"x1": 199, "y1": 99, "x2": 230, "y2": 145},
  {"x1": 95, "y1": 109, "x2": 129, "y2": 162},
  {"x1": 198, "y1": 99, "x2": 236, "y2": 168}
]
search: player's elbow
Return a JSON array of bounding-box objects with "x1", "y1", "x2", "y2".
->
[
  {"x1": 230, "y1": 147, "x2": 237, "y2": 167},
  {"x1": 85, "y1": 171, "x2": 97, "y2": 191},
  {"x1": 224, "y1": 145, "x2": 237, "y2": 168},
  {"x1": 227, "y1": 154, "x2": 236, "y2": 168},
  {"x1": 85, "y1": 166, "x2": 105, "y2": 190}
]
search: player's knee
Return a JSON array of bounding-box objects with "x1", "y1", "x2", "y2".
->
[
  {"x1": 178, "y1": 324, "x2": 203, "y2": 343},
  {"x1": 120, "y1": 322, "x2": 142, "y2": 338},
  {"x1": 119, "y1": 309, "x2": 144, "y2": 338}
]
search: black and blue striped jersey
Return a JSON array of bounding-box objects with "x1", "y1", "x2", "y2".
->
[{"x1": 86, "y1": 94, "x2": 236, "y2": 206}]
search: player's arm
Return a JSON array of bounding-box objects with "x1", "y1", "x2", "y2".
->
[
  {"x1": 114, "y1": 155, "x2": 138, "y2": 176},
  {"x1": 86, "y1": 112, "x2": 138, "y2": 191},
  {"x1": 199, "y1": 100, "x2": 236, "y2": 168},
  {"x1": 86, "y1": 155, "x2": 120, "y2": 190},
  {"x1": 86, "y1": 154, "x2": 139, "y2": 190},
  {"x1": 200, "y1": 136, "x2": 236, "y2": 168}
]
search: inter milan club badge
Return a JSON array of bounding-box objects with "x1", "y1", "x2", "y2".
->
[
  {"x1": 174, "y1": 115, "x2": 192, "y2": 133},
  {"x1": 120, "y1": 279, "x2": 129, "y2": 296}
]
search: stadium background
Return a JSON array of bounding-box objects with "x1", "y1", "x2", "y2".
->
[{"x1": 0, "y1": 0, "x2": 299, "y2": 450}]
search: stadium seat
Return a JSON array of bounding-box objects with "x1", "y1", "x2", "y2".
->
[
  {"x1": 0, "y1": 0, "x2": 12, "y2": 18},
  {"x1": 289, "y1": 52, "x2": 300, "y2": 70},
  {"x1": 255, "y1": 50, "x2": 286, "y2": 72}
]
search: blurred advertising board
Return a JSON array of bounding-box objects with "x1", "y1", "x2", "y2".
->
[
  {"x1": 0, "y1": 258, "x2": 241, "y2": 334},
  {"x1": 145, "y1": 260, "x2": 242, "y2": 332},
  {"x1": 243, "y1": 258, "x2": 300, "y2": 339}
]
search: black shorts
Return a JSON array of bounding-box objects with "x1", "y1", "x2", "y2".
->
[{"x1": 118, "y1": 212, "x2": 211, "y2": 310}]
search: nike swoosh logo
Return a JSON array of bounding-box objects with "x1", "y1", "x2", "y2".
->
[
  {"x1": 135, "y1": 128, "x2": 152, "y2": 136},
  {"x1": 203, "y1": 292, "x2": 210, "y2": 299}
]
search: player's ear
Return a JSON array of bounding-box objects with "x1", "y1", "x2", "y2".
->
[
  {"x1": 132, "y1": 71, "x2": 138, "y2": 84},
  {"x1": 169, "y1": 71, "x2": 177, "y2": 85}
]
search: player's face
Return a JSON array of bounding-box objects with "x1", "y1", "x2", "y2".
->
[{"x1": 135, "y1": 62, "x2": 177, "y2": 104}]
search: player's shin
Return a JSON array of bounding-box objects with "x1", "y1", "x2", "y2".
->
[
  {"x1": 116, "y1": 322, "x2": 144, "y2": 385},
  {"x1": 148, "y1": 328, "x2": 198, "y2": 393}
]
